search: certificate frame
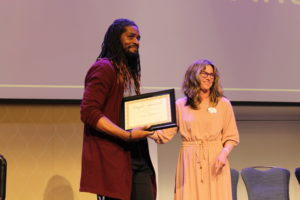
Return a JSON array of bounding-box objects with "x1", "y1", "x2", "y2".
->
[{"x1": 120, "y1": 89, "x2": 177, "y2": 131}]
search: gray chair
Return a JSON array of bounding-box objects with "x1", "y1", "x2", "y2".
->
[
  {"x1": 230, "y1": 168, "x2": 239, "y2": 200},
  {"x1": 241, "y1": 166, "x2": 290, "y2": 200},
  {"x1": 0, "y1": 155, "x2": 6, "y2": 200},
  {"x1": 295, "y1": 167, "x2": 300, "y2": 184}
]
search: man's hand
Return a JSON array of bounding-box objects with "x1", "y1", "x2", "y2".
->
[{"x1": 130, "y1": 125, "x2": 154, "y2": 141}]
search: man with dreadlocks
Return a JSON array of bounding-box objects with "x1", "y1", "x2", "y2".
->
[{"x1": 80, "y1": 19, "x2": 156, "y2": 200}]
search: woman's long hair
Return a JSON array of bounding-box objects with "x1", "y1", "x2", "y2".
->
[
  {"x1": 97, "y1": 18, "x2": 141, "y2": 94},
  {"x1": 182, "y1": 59, "x2": 223, "y2": 109}
]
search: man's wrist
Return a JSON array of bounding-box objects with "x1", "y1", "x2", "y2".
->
[{"x1": 128, "y1": 130, "x2": 132, "y2": 141}]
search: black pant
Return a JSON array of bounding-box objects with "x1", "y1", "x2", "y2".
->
[
  {"x1": 131, "y1": 169, "x2": 154, "y2": 200},
  {"x1": 97, "y1": 196, "x2": 118, "y2": 200},
  {"x1": 97, "y1": 169, "x2": 154, "y2": 200}
]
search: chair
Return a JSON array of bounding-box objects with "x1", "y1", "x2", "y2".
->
[
  {"x1": 241, "y1": 166, "x2": 290, "y2": 200},
  {"x1": 0, "y1": 155, "x2": 6, "y2": 200},
  {"x1": 295, "y1": 167, "x2": 300, "y2": 184},
  {"x1": 230, "y1": 168, "x2": 239, "y2": 200}
]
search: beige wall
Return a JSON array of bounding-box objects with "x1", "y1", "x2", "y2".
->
[
  {"x1": 0, "y1": 104, "x2": 94, "y2": 200},
  {"x1": 0, "y1": 104, "x2": 299, "y2": 200}
]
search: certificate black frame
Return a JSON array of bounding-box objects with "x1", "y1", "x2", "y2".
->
[{"x1": 120, "y1": 89, "x2": 177, "y2": 131}]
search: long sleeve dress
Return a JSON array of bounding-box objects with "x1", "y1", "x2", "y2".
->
[{"x1": 150, "y1": 97, "x2": 239, "y2": 200}]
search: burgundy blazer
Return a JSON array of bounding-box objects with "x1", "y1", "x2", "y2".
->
[{"x1": 79, "y1": 59, "x2": 156, "y2": 200}]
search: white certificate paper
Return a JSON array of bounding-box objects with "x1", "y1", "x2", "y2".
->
[{"x1": 122, "y1": 89, "x2": 176, "y2": 131}]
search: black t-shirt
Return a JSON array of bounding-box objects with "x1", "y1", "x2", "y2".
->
[{"x1": 130, "y1": 141, "x2": 151, "y2": 172}]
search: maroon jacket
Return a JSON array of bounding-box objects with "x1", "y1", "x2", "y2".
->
[{"x1": 80, "y1": 59, "x2": 156, "y2": 200}]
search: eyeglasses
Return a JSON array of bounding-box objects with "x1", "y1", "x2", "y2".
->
[{"x1": 200, "y1": 71, "x2": 216, "y2": 79}]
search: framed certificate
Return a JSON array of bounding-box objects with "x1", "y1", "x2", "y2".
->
[{"x1": 121, "y1": 89, "x2": 177, "y2": 131}]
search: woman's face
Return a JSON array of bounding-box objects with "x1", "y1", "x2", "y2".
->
[{"x1": 199, "y1": 65, "x2": 215, "y2": 91}]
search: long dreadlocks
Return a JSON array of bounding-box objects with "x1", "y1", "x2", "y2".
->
[{"x1": 97, "y1": 18, "x2": 141, "y2": 95}]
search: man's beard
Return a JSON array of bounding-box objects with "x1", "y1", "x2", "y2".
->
[{"x1": 124, "y1": 50, "x2": 139, "y2": 68}]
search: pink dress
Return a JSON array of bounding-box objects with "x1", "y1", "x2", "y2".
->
[{"x1": 150, "y1": 97, "x2": 239, "y2": 200}]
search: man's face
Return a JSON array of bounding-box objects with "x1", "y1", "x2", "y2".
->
[{"x1": 120, "y1": 25, "x2": 140, "y2": 55}]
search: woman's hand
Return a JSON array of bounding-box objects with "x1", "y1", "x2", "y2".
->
[{"x1": 214, "y1": 148, "x2": 229, "y2": 175}]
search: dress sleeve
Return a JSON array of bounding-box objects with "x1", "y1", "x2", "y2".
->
[
  {"x1": 149, "y1": 127, "x2": 178, "y2": 144},
  {"x1": 221, "y1": 100, "x2": 240, "y2": 146},
  {"x1": 80, "y1": 62, "x2": 115, "y2": 128}
]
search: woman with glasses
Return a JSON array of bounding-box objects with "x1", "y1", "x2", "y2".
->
[{"x1": 149, "y1": 59, "x2": 240, "y2": 200}]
